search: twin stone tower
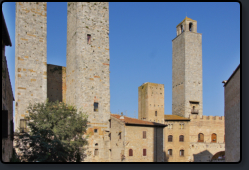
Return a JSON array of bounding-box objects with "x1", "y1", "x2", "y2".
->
[{"x1": 15, "y1": 2, "x2": 202, "y2": 162}]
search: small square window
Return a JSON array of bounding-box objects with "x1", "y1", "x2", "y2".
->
[{"x1": 94, "y1": 129, "x2": 98, "y2": 133}]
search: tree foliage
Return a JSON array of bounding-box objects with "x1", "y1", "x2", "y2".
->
[{"x1": 14, "y1": 100, "x2": 88, "y2": 162}]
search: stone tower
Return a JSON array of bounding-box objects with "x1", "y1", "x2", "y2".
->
[
  {"x1": 172, "y1": 17, "x2": 203, "y2": 118},
  {"x1": 66, "y1": 2, "x2": 110, "y2": 161},
  {"x1": 138, "y1": 82, "x2": 164, "y2": 124},
  {"x1": 15, "y1": 2, "x2": 47, "y2": 131}
]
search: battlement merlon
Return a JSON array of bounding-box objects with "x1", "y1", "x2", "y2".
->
[{"x1": 189, "y1": 114, "x2": 224, "y2": 121}]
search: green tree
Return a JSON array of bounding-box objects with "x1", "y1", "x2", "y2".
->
[{"x1": 14, "y1": 100, "x2": 88, "y2": 162}]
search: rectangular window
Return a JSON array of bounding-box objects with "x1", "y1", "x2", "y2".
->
[
  {"x1": 94, "y1": 149, "x2": 99, "y2": 156},
  {"x1": 180, "y1": 150, "x2": 184, "y2": 156},
  {"x1": 109, "y1": 133, "x2": 111, "y2": 141},
  {"x1": 109, "y1": 119, "x2": 111, "y2": 128},
  {"x1": 155, "y1": 111, "x2": 157, "y2": 116},
  {"x1": 20, "y1": 119, "x2": 27, "y2": 133},
  {"x1": 143, "y1": 131, "x2": 146, "y2": 139},
  {"x1": 94, "y1": 102, "x2": 98, "y2": 112},
  {"x1": 143, "y1": 149, "x2": 146, "y2": 156},
  {"x1": 119, "y1": 132, "x2": 121, "y2": 140},
  {"x1": 94, "y1": 129, "x2": 98, "y2": 133},
  {"x1": 87, "y1": 34, "x2": 91, "y2": 44},
  {"x1": 168, "y1": 149, "x2": 172, "y2": 156}
]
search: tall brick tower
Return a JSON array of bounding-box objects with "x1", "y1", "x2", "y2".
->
[
  {"x1": 66, "y1": 2, "x2": 110, "y2": 161},
  {"x1": 172, "y1": 17, "x2": 203, "y2": 118},
  {"x1": 15, "y1": 2, "x2": 47, "y2": 131},
  {"x1": 138, "y1": 82, "x2": 164, "y2": 124}
]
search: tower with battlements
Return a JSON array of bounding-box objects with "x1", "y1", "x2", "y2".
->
[
  {"x1": 66, "y1": 2, "x2": 110, "y2": 162},
  {"x1": 172, "y1": 17, "x2": 203, "y2": 118},
  {"x1": 15, "y1": 2, "x2": 47, "y2": 131}
]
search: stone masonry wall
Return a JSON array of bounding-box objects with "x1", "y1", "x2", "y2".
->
[
  {"x1": 15, "y1": 2, "x2": 47, "y2": 131},
  {"x1": 224, "y1": 67, "x2": 240, "y2": 162},
  {"x1": 188, "y1": 115, "x2": 225, "y2": 162},
  {"x1": 172, "y1": 32, "x2": 185, "y2": 117},
  {"x1": 172, "y1": 28, "x2": 202, "y2": 118},
  {"x1": 164, "y1": 120, "x2": 190, "y2": 162},
  {"x1": 138, "y1": 83, "x2": 164, "y2": 123},
  {"x1": 109, "y1": 116, "x2": 125, "y2": 162},
  {"x1": 2, "y1": 47, "x2": 14, "y2": 162},
  {"x1": 66, "y1": 2, "x2": 110, "y2": 162},
  {"x1": 184, "y1": 31, "x2": 203, "y2": 118},
  {"x1": 47, "y1": 64, "x2": 66, "y2": 102}
]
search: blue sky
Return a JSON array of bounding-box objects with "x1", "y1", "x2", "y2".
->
[{"x1": 2, "y1": 2, "x2": 240, "y2": 119}]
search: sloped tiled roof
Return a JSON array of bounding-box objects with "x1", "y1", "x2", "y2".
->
[
  {"x1": 177, "y1": 16, "x2": 196, "y2": 27},
  {"x1": 111, "y1": 114, "x2": 166, "y2": 127},
  {"x1": 164, "y1": 115, "x2": 190, "y2": 121}
]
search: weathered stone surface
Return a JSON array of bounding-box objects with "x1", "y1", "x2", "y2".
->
[
  {"x1": 172, "y1": 17, "x2": 203, "y2": 118},
  {"x1": 138, "y1": 82, "x2": 165, "y2": 123},
  {"x1": 224, "y1": 66, "x2": 240, "y2": 162},
  {"x1": 66, "y1": 2, "x2": 110, "y2": 162},
  {"x1": 15, "y1": 2, "x2": 47, "y2": 131}
]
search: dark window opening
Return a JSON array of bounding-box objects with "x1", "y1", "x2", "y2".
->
[
  {"x1": 168, "y1": 149, "x2": 172, "y2": 156},
  {"x1": 95, "y1": 143, "x2": 98, "y2": 146},
  {"x1": 143, "y1": 149, "x2": 147, "y2": 156},
  {"x1": 129, "y1": 149, "x2": 133, "y2": 156},
  {"x1": 198, "y1": 133, "x2": 204, "y2": 142},
  {"x1": 155, "y1": 111, "x2": 157, "y2": 116},
  {"x1": 119, "y1": 132, "x2": 121, "y2": 140},
  {"x1": 189, "y1": 23, "x2": 193, "y2": 31},
  {"x1": 180, "y1": 150, "x2": 184, "y2": 156},
  {"x1": 179, "y1": 135, "x2": 184, "y2": 142},
  {"x1": 143, "y1": 131, "x2": 146, "y2": 139},
  {"x1": 109, "y1": 119, "x2": 111, "y2": 128},
  {"x1": 2, "y1": 110, "x2": 8, "y2": 138},
  {"x1": 109, "y1": 133, "x2": 111, "y2": 140},
  {"x1": 181, "y1": 25, "x2": 184, "y2": 33},
  {"x1": 168, "y1": 135, "x2": 173, "y2": 142},
  {"x1": 87, "y1": 34, "x2": 91, "y2": 44},
  {"x1": 94, "y1": 129, "x2": 98, "y2": 133},
  {"x1": 94, "y1": 102, "x2": 98, "y2": 112}
]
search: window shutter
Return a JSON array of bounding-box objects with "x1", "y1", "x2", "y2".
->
[
  {"x1": 2, "y1": 110, "x2": 8, "y2": 138},
  {"x1": 143, "y1": 131, "x2": 146, "y2": 139},
  {"x1": 129, "y1": 149, "x2": 133, "y2": 156},
  {"x1": 143, "y1": 149, "x2": 146, "y2": 156}
]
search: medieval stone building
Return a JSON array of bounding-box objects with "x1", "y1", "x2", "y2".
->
[
  {"x1": 2, "y1": 11, "x2": 15, "y2": 162},
  {"x1": 14, "y1": 2, "x2": 227, "y2": 162}
]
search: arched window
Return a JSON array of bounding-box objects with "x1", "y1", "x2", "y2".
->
[
  {"x1": 168, "y1": 135, "x2": 173, "y2": 142},
  {"x1": 181, "y1": 25, "x2": 184, "y2": 33},
  {"x1": 129, "y1": 149, "x2": 133, "y2": 156},
  {"x1": 198, "y1": 133, "x2": 204, "y2": 142},
  {"x1": 180, "y1": 150, "x2": 184, "y2": 156},
  {"x1": 179, "y1": 135, "x2": 184, "y2": 142},
  {"x1": 211, "y1": 133, "x2": 217, "y2": 143},
  {"x1": 168, "y1": 149, "x2": 172, "y2": 156},
  {"x1": 189, "y1": 22, "x2": 193, "y2": 31}
]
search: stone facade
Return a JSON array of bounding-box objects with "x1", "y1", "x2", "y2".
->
[
  {"x1": 164, "y1": 115, "x2": 190, "y2": 162},
  {"x1": 138, "y1": 82, "x2": 165, "y2": 124},
  {"x1": 188, "y1": 114, "x2": 225, "y2": 162},
  {"x1": 2, "y1": 11, "x2": 14, "y2": 161},
  {"x1": 110, "y1": 114, "x2": 166, "y2": 162},
  {"x1": 172, "y1": 17, "x2": 203, "y2": 118},
  {"x1": 223, "y1": 65, "x2": 240, "y2": 162},
  {"x1": 15, "y1": 2, "x2": 47, "y2": 131},
  {"x1": 47, "y1": 64, "x2": 66, "y2": 103},
  {"x1": 66, "y1": 2, "x2": 110, "y2": 162}
]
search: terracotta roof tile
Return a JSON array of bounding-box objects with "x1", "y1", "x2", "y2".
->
[
  {"x1": 164, "y1": 115, "x2": 190, "y2": 121},
  {"x1": 111, "y1": 114, "x2": 166, "y2": 127}
]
